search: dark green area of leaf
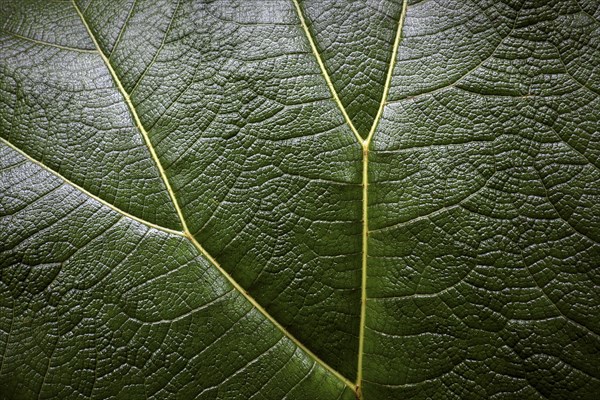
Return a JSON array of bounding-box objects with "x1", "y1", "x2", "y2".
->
[{"x1": 1, "y1": 0, "x2": 599, "y2": 399}]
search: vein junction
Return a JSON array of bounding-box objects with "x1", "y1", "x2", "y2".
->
[{"x1": 292, "y1": 0, "x2": 408, "y2": 396}]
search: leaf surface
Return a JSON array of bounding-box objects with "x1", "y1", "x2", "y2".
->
[{"x1": 0, "y1": 0, "x2": 599, "y2": 399}]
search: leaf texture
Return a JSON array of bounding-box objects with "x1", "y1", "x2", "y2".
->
[{"x1": 0, "y1": 0, "x2": 599, "y2": 399}]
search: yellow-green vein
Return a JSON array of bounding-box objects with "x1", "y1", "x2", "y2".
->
[
  {"x1": 0, "y1": 29, "x2": 97, "y2": 53},
  {"x1": 71, "y1": 0, "x2": 187, "y2": 230},
  {"x1": 364, "y1": 0, "x2": 407, "y2": 144},
  {"x1": 0, "y1": 136, "x2": 184, "y2": 237},
  {"x1": 291, "y1": 0, "x2": 363, "y2": 144}
]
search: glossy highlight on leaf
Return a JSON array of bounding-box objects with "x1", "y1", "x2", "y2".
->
[{"x1": 1, "y1": 0, "x2": 599, "y2": 399}]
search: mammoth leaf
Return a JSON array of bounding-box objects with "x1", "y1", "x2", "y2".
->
[{"x1": 1, "y1": 0, "x2": 599, "y2": 399}]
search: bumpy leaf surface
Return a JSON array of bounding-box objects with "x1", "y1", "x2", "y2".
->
[{"x1": 1, "y1": 0, "x2": 599, "y2": 399}]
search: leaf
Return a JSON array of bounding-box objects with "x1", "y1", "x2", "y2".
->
[{"x1": 0, "y1": 0, "x2": 598, "y2": 399}]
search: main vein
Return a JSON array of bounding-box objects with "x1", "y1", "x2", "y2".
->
[
  {"x1": 356, "y1": 1, "x2": 408, "y2": 393},
  {"x1": 290, "y1": 0, "x2": 408, "y2": 395},
  {"x1": 71, "y1": 0, "x2": 354, "y2": 391}
]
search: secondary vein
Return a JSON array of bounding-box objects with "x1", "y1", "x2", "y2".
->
[
  {"x1": 0, "y1": 29, "x2": 97, "y2": 53},
  {"x1": 0, "y1": 137, "x2": 184, "y2": 237},
  {"x1": 71, "y1": 0, "x2": 354, "y2": 391},
  {"x1": 365, "y1": 0, "x2": 407, "y2": 144},
  {"x1": 72, "y1": 0, "x2": 186, "y2": 231},
  {"x1": 291, "y1": 0, "x2": 363, "y2": 144}
]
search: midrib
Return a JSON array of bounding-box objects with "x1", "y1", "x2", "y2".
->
[{"x1": 292, "y1": 0, "x2": 408, "y2": 397}]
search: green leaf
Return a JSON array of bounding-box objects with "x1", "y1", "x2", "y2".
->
[{"x1": 1, "y1": 0, "x2": 598, "y2": 399}]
